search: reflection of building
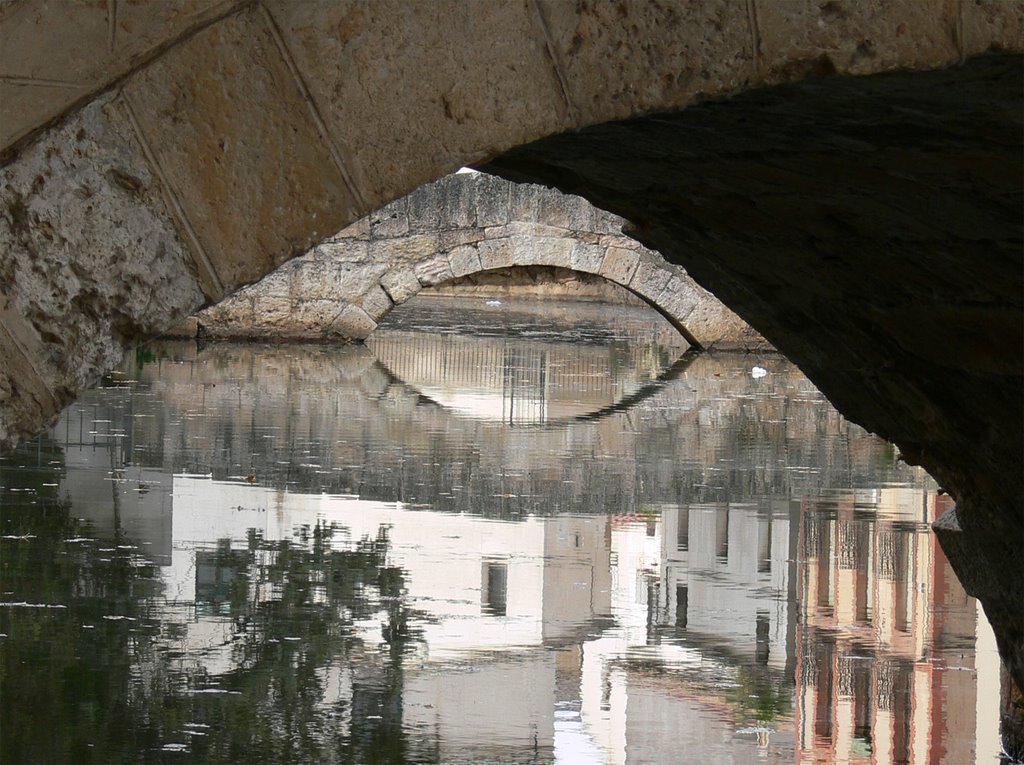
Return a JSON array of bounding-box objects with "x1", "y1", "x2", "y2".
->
[
  {"x1": 796, "y1": 490, "x2": 1001, "y2": 764},
  {"x1": 162, "y1": 479, "x2": 803, "y2": 763},
  {"x1": 576, "y1": 505, "x2": 798, "y2": 764}
]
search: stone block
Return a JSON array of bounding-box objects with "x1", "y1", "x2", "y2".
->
[
  {"x1": 315, "y1": 238, "x2": 369, "y2": 263},
  {"x1": 359, "y1": 285, "x2": 394, "y2": 322},
  {"x1": 295, "y1": 262, "x2": 386, "y2": 302},
  {"x1": 477, "y1": 238, "x2": 514, "y2": 271},
  {"x1": 629, "y1": 257, "x2": 674, "y2": 300},
  {"x1": 569, "y1": 241, "x2": 605, "y2": 274},
  {"x1": 439, "y1": 229, "x2": 485, "y2": 249},
  {"x1": 475, "y1": 174, "x2": 511, "y2": 227},
  {"x1": 406, "y1": 180, "x2": 443, "y2": 232},
  {"x1": 251, "y1": 293, "x2": 295, "y2": 330},
  {"x1": 368, "y1": 233, "x2": 441, "y2": 263},
  {"x1": 295, "y1": 298, "x2": 345, "y2": 332},
  {"x1": 437, "y1": 173, "x2": 477, "y2": 229},
  {"x1": 655, "y1": 275, "x2": 700, "y2": 321},
  {"x1": 330, "y1": 304, "x2": 376, "y2": 340},
  {"x1": 250, "y1": 263, "x2": 295, "y2": 300},
  {"x1": 265, "y1": 1, "x2": 570, "y2": 209},
  {"x1": 414, "y1": 255, "x2": 454, "y2": 287},
  {"x1": 380, "y1": 266, "x2": 422, "y2": 304},
  {"x1": 593, "y1": 210, "x2": 626, "y2": 235},
  {"x1": 600, "y1": 234, "x2": 641, "y2": 250},
  {"x1": 370, "y1": 197, "x2": 409, "y2": 238},
  {"x1": 122, "y1": 6, "x2": 357, "y2": 294},
  {"x1": 599, "y1": 247, "x2": 641, "y2": 286},
  {"x1": 513, "y1": 235, "x2": 574, "y2": 267},
  {"x1": 537, "y1": 190, "x2": 594, "y2": 231},
  {"x1": 508, "y1": 182, "x2": 542, "y2": 222},
  {"x1": 200, "y1": 293, "x2": 255, "y2": 332},
  {"x1": 448, "y1": 245, "x2": 482, "y2": 278},
  {"x1": 488, "y1": 221, "x2": 572, "y2": 240}
]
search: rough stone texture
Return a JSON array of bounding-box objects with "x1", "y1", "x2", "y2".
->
[
  {"x1": 448, "y1": 244, "x2": 482, "y2": 278},
  {"x1": 600, "y1": 247, "x2": 641, "y2": 284},
  {"x1": 0, "y1": 93, "x2": 204, "y2": 448},
  {"x1": 331, "y1": 303, "x2": 375, "y2": 340},
  {"x1": 482, "y1": 54, "x2": 1024, "y2": 693},
  {"x1": 380, "y1": 266, "x2": 421, "y2": 304},
  {"x1": 263, "y1": 0, "x2": 573, "y2": 207},
  {"x1": 195, "y1": 172, "x2": 754, "y2": 348},
  {"x1": 0, "y1": 0, "x2": 248, "y2": 154},
  {"x1": 121, "y1": 5, "x2": 358, "y2": 294}
]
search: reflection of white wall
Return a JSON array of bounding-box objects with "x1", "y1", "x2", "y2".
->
[
  {"x1": 625, "y1": 681, "x2": 793, "y2": 764},
  {"x1": 404, "y1": 656, "x2": 557, "y2": 761},
  {"x1": 168, "y1": 476, "x2": 609, "y2": 659},
  {"x1": 161, "y1": 478, "x2": 805, "y2": 764}
]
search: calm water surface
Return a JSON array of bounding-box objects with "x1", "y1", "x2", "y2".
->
[{"x1": 0, "y1": 297, "x2": 1003, "y2": 764}]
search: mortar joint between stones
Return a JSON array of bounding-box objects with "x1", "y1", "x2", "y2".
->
[{"x1": 258, "y1": 1, "x2": 369, "y2": 216}]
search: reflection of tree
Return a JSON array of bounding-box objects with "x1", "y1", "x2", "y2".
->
[
  {"x1": 0, "y1": 445, "x2": 425, "y2": 764},
  {"x1": 727, "y1": 663, "x2": 794, "y2": 724},
  {"x1": 1, "y1": 439, "x2": 160, "y2": 763},
  {"x1": 181, "y1": 524, "x2": 423, "y2": 764}
]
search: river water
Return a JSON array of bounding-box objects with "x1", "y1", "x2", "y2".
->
[{"x1": 0, "y1": 296, "x2": 1003, "y2": 764}]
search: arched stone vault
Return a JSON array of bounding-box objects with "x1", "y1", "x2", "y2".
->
[
  {"x1": 0, "y1": 1, "x2": 1022, "y2": 688},
  {"x1": 195, "y1": 172, "x2": 763, "y2": 349}
]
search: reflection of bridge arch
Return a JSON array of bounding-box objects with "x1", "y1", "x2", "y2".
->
[{"x1": 367, "y1": 325, "x2": 697, "y2": 426}]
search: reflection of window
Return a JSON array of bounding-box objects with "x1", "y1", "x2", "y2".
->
[
  {"x1": 676, "y1": 508, "x2": 689, "y2": 551},
  {"x1": 755, "y1": 611, "x2": 770, "y2": 665},
  {"x1": 675, "y1": 585, "x2": 688, "y2": 629},
  {"x1": 195, "y1": 550, "x2": 236, "y2": 614},
  {"x1": 757, "y1": 517, "x2": 772, "y2": 573},
  {"x1": 482, "y1": 561, "x2": 508, "y2": 616},
  {"x1": 716, "y1": 505, "x2": 729, "y2": 562}
]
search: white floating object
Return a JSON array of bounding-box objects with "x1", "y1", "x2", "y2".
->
[
  {"x1": 486, "y1": 299, "x2": 502, "y2": 306},
  {"x1": 751, "y1": 366, "x2": 768, "y2": 379}
]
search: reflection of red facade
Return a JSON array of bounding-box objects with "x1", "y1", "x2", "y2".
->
[{"x1": 795, "y1": 492, "x2": 988, "y2": 764}]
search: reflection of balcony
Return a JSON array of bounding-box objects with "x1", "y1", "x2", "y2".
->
[{"x1": 367, "y1": 328, "x2": 685, "y2": 425}]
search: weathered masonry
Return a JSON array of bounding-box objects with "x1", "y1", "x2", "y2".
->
[
  {"x1": 195, "y1": 172, "x2": 760, "y2": 348},
  {"x1": 0, "y1": 1, "x2": 1021, "y2": 693}
]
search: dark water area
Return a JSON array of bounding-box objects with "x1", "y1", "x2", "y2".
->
[{"x1": 0, "y1": 297, "x2": 1002, "y2": 764}]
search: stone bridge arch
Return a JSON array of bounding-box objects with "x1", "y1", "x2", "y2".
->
[
  {"x1": 1, "y1": 1, "x2": 1022, "y2": 689},
  {"x1": 195, "y1": 171, "x2": 763, "y2": 348}
]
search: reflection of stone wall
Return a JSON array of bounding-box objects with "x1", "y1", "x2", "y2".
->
[
  {"x1": 76, "y1": 340, "x2": 922, "y2": 518},
  {"x1": 193, "y1": 173, "x2": 763, "y2": 349}
]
